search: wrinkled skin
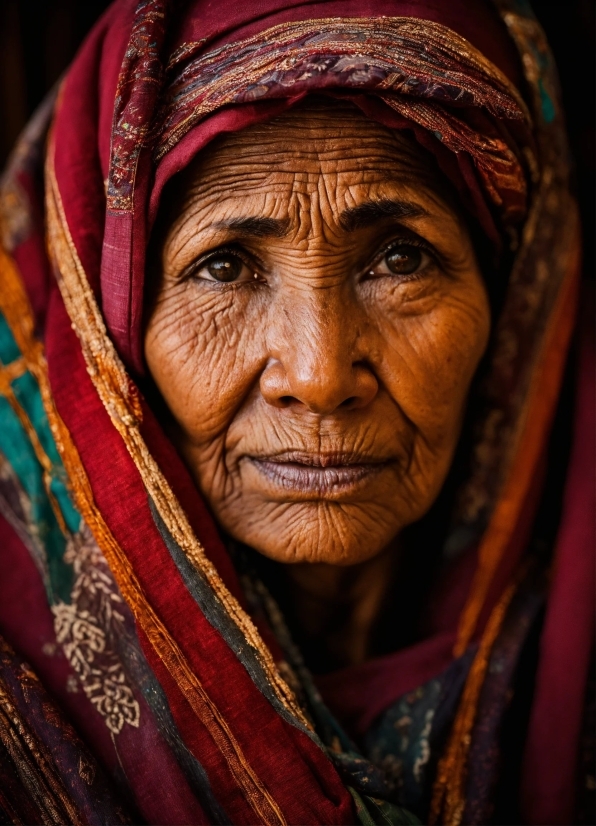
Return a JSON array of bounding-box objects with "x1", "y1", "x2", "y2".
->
[{"x1": 145, "y1": 100, "x2": 490, "y2": 593}]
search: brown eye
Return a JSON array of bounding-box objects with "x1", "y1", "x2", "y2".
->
[
  {"x1": 204, "y1": 254, "x2": 244, "y2": 282},
  {"x1": 385, "y1": 245, "x2": 422, "y2": 275}
]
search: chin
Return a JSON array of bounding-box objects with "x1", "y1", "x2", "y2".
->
[{"x1": 227, "y1": 501, "x2": 402, "y2": 566}]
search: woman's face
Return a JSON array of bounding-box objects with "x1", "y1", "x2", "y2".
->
[{"x1": 145, "y1": 101, "x2": 490, "y2": 567}]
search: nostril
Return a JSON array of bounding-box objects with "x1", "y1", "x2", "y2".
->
[
  {"x1": 341, "y1": 396, "x2": 357, "y2": 408},
  {"x1": 279, "y1": 395, "x2": 294, "y2": 407}
]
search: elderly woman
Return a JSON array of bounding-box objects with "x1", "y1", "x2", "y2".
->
[{"x1": 0, "y1": 0, "x2": 592, "y2": 824}]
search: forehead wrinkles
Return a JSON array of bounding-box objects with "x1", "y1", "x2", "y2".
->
[
  {"x1": 175, "y1": 99, "x2": 437, "y2": 198},
  {"x1": 161, "y1": 102, "x2": 454, "y2": 247},
  {"x1": 191, "y1": 132, "x2": 431, "y2": 191},
  {"x1": 174, "y1": 148, "x2": 434, "y2": 236}
]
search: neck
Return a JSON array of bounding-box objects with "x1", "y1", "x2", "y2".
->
[{"x1": 280, "y1": 539, "x2": 401, "y2": 672}]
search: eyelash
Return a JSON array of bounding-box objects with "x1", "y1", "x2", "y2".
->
[
  {"x1": 367, "y1": 236, "x2": 438, "y2": 280},
  {"x1": 185, "y1": 235, "x2": 439, "y2": 284},
  {"x1": 182, "y1": 246, "x2": 260, "y2": 283}
]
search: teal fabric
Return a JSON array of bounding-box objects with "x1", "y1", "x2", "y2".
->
[
  {"x1": 0, "y1": 313, "x2": 20, "y2": 364},
  {"x1": 0, "y1": 308, "x2": 80, "y2": 603}
]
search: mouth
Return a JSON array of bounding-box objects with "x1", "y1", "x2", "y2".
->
[{"x1": 247, "y1": 451, "x2": 391, "y2": 496}]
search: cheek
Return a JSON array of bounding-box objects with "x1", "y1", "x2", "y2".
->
[
  {"x1": 375, "y1": 275, "x2": 490, "y2": 447},
  {"x1": 144, "y1": 282, "x2": 266, "y2": 447}
]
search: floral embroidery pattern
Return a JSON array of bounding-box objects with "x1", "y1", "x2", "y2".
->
[{"x1": 52, "y1": 524, "x2": 140, "y2": 734}]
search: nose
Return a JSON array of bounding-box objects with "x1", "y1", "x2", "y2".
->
[{"x1": 260, "y1": 295, "x2": 378, "y2": 415}]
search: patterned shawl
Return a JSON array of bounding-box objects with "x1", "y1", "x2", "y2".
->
[{"x1": 0, "y1": 0, "x2": 591, "y2": 823}]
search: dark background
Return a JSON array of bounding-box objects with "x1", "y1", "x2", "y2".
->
[{"x1": 0, "y1": 0, "x2": 594, "y2": 271}]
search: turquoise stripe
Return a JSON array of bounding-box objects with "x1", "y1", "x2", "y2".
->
[
  {"x1": 0, "y1": 312, "x2": 21, "y2": 365},
  {"x1": 0, "y1": 307, "x2": 80, "y2": 603},
  {"x1": 0, "y1": 396, "x2": 73, "y2": 602},
  {"x1": 11, "y1": 372, "x2": 61, "y2": 463},
  {"x1": 10, "y1": 371, "x2": 80, "y2": 534}
]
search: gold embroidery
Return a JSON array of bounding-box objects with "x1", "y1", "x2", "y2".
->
[
  {"x1": 52, "y1": 525, "x2": 141, "y2": 735},
  {"x1": 156, "y1": 17, "x2": 529, "y2": 160}
]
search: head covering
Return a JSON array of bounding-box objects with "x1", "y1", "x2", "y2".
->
[
  {"x1": 0, "y1": 1, "x2": 591, "y2": 824},
  {"x1": 55, "y1": 0, "x2": 534, "y2": 371}
]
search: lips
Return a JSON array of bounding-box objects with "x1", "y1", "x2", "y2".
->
[{"x1": 248, "y1": 451, "x2": 391, "y2": 496}]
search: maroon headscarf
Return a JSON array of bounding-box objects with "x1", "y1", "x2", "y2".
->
[
  {"x1": 0, "y1": 1, "x2": 591, "y2": 824},
  {"x1": 59, "y1": 0, "x2": 530, "y2": 371}
]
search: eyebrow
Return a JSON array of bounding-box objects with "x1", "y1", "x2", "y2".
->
[
  {"x1": 213, "y1": 216, "x2": 289, "y2": 238},
  {"x1": 339, "y1": 198, "x2": 427, "y2": 232},
  {"x1": 211, "y1": 198, "x2": 426, "y2": 239}
]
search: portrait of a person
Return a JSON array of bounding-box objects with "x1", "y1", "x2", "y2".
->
[{"x1": 0, "y1": 0, "x2": 592, "y2": 824}]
